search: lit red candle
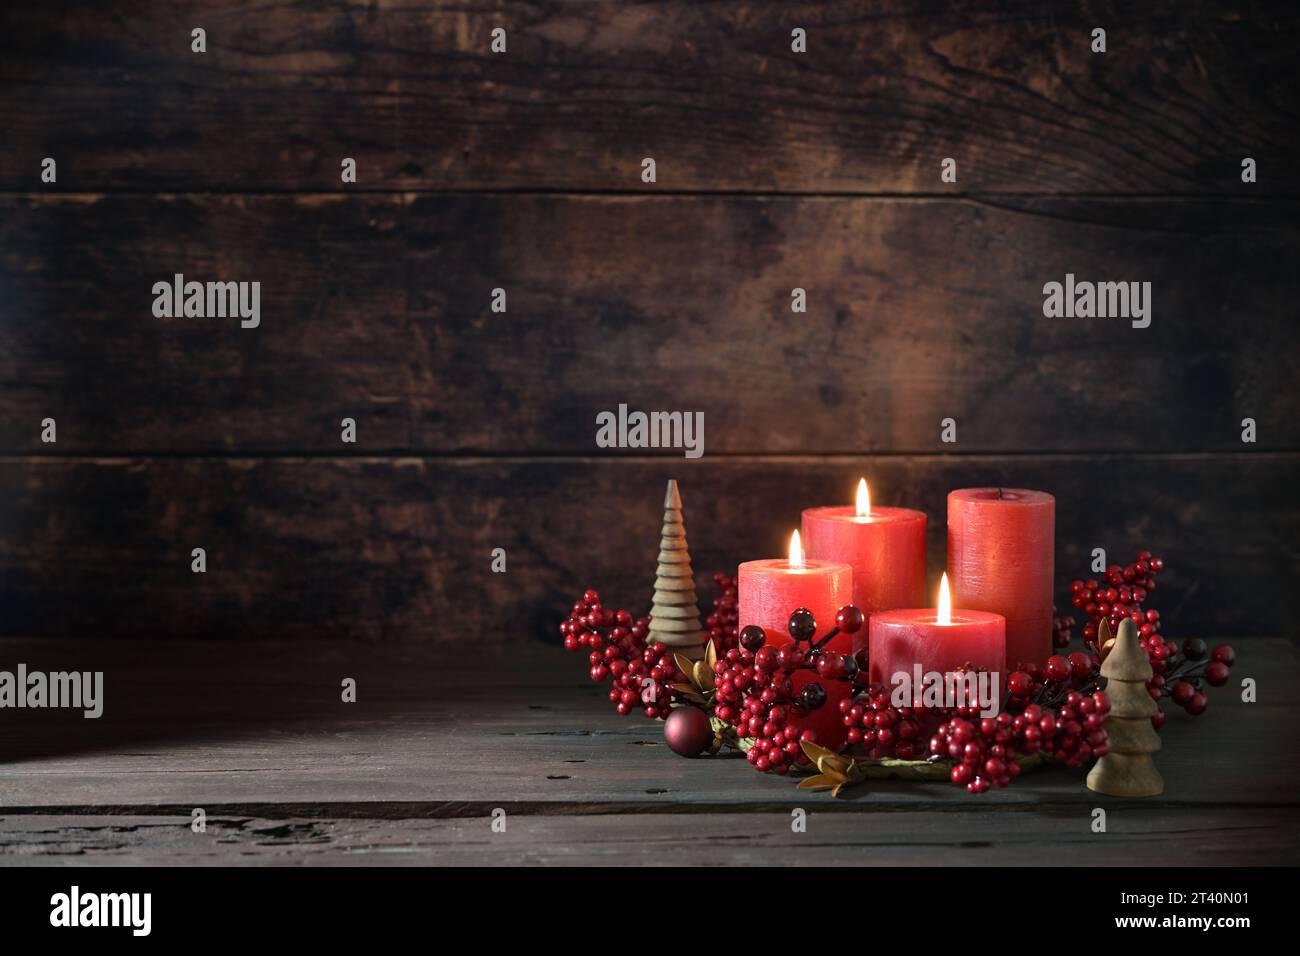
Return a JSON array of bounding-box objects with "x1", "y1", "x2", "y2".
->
[
  {"x1": 739, "y1": 531, "x2": 852, "y2": 748},
  {"x1": 868, "y1": 573, "x2": 1006, "y2": 690},
  {"x1": 947, "y1": 488, "x2": 1054, "y2": 671},
  {"x1": 803, "y1": 479, "x2": 927, "y2": 645}
]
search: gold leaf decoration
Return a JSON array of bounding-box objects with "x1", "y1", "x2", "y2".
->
[
  {"x1": 692, "y1": 660, "x2": 715, "y2": 692},
  {"x1": 672, "y1": 682, "x2": 706, "y2": 704},
  {"x1": 1096, "y1": 619, "x2": 1114, "y2": 660},
  {"x1": 799, "y1": 739, "x2": 836, "y2": 764},
  {"x1": 673, "y1": 653, "x2": 696, "y2": 680},
  {"x1": 797, "y1": 772, "x2": 846, "y2": 792},
  {"x1": 819, "y1": 755, "x2": 851, "y2": 775},
  {"x1": 796, "y1": 740, "x2": 867, "y2": 796}
]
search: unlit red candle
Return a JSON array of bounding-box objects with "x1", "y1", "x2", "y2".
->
[
  {"x1": 803, "y1": 480, "x2": 927, "y2": 651},
  {"x1": 738, "y1": 532, "x2": 852, "y2": 749},
  {"x1": 947, "y1": 488, "x2": 1055, "y2": 671},
  {"x1": 868, "y1": 574, "x2": 1006, "y2": 690}
]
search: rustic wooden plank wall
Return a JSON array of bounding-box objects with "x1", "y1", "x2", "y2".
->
[{"x1": 1, "y1": 1, "x2": 1296, "y2": 642}]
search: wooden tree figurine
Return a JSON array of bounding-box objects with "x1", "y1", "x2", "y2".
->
[
  {"x1": 1087, "y1": 618, "x2": 1164, "y2": 796},
  {"x1": 647, "y1": 480, "x2": 707, "y2": 660}
]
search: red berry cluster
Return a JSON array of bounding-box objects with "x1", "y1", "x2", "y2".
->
[
  {"x1": 834, "y1": 652, "x2": 1109, "y2": 792},
  {"x1": 838, "y1": 686, "x2": 925, "y2": 758},
  {"x1": 1021, "y1": 650, "x2": 1103, "y2": 694},
  {"x1": 711, "y1": 607, "x2": 864, "y2": 775},
  {"x1": 1153, "y1": 640, "x2": 1236, "y2": 725},
  {"x1": 704, "y1": 572, "x2": 741, "y2": 654},
  {"x1": 1058, "y1": 551, "x2": 1237, "y2": 724},
  {"x1": 1051, "y1": 608, "x2": 1076, "y2": 649},
  {"x1": 560, "y1": 588, "x2": 684, "y2": 719},
  {"x1": 1004, "y1": 660, "x2": 1111, "y2": 767},
  {"x1": 931, "y1": 689, "x2": 1110, "y2": 792},
  {"x1": 1069, "y1": 550, "x2": 1165, "y2": 649}
]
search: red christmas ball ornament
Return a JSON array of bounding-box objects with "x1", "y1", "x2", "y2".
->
[{"x1": 664, "y1": 706, "x2": 714, "y2": 756}]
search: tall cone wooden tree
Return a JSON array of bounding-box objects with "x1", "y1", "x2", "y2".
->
[
  {"x1": 1087, "y1": 618, "x2": 1164, "y2": 796},
  {"x1": 647, "y1": 480, "x2": 707, "y2": 660}
]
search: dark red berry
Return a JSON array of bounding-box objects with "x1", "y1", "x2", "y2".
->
[
  {"x1": 816, "y1": 654, "x2": 844, "y2": 680},
  {"x1": 835, "y1": 605, "x2": 864, "y2": 635},
  {"x1": 840, "y1": 654, "x2": 859, "y2": 682},
  {"x1": 1044, "y1": 655, "x2": 1070, "y2": 682},
  {"x1": 1007, "y1": 671, "x2": 1033, "y2": 697},
  {"x1": 1205, "y1": 661, "x2": 1230, "y2": 687},
  {"x1": 800, "y1": 682, "x2": 827, "y2": 711},
  {"x1": 776, "y1": 642, "x2": 805, "y2": 672},
  {"x1": 739, "y1": 625, "x2": 766, "y2": 652},
  {"x1": 1067, "y1": 651, "x2": 1093, "y2": 678},
  {"x1": 787, "y1": 608, "x2": 817, "y2": 642}
]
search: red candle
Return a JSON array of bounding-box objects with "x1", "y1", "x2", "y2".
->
[
  {"x1": 868, "y1": 574, "x2": 1006, "y2": 698},
  {"x1": 738, "y1": 531, "x2": 852, "y2": 749},
  {"x1": 803, "y1": 479, "x2": 927, "y2": 645},
  {"x1": 947, "y1": 488, "x2": 1055, "y2": 671}
]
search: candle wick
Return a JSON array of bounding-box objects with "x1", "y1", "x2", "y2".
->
[{"x1": 997, "y1": 487, "x2": 1004, "y2": 499}]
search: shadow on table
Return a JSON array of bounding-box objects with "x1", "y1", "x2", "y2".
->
[{"x1": 0, "y1": 638, "x2": 470, "y2": 764}]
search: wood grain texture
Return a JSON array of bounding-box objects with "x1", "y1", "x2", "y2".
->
[
  {"x1": 2, "y1": 194, "x2": 1296, "y2": 454},
  {"x1": 0, "y1": 1, "x2": 1295, "y2": 194},
  {"x1": 0, "y1": 639, "x2": 1295, "y2": 864},
  {"x1": 0, "y1": 456, "x2": 1293, "y2": 641},
  {"x1": 3, "y1": 809, "x2": 1296, "y2": 865}
]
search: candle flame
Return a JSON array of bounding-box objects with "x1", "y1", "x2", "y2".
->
[
  {"x1": 937, "y1": 572, "x2": 952, "y2": 626},
  {"x1": 855, "y1": 478, "x2": 871, "y2": 517},
  {"x1": 788, "y1": 530, "x2": 804, "y2": 569}
]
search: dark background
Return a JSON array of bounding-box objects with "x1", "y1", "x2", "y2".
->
[{"x1": 1, "y1": 1, "x2": 1296, "y2": 644}]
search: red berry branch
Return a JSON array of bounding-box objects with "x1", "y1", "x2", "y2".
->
[
  {"x1": 1055, "y1": 550, "x2": 1237, "y2": 725},
  {"x1": 560, "y1": 549, "x2": 1236, "y2": 797},
  {"x1": 711, "y1": 606, "x2": 865, "y2": 774},
  {"x1": 703, "y1": 571, "x2": 741, "y2": 654},
  {"x1": 560, "y1": 589, "x2": 684, "y2": 719}
]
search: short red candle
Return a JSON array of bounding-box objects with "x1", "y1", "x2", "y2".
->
[
  {"x1": 802, "y1": 492, "x2": 927, "y2": 640},
  {"x1": 868, "y1": 609, "x2": 1006, "y2": 690},
  {"x1": 738, "y1": 548, "x2": 852, "y2": 750},
  {"x1": 947, "y1": 488, "x2": 1055, "y2": 671}
]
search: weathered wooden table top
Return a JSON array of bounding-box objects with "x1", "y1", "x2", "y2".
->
[{"x1": 1, "y1": 637, "x2": 1296, "y2": 865}]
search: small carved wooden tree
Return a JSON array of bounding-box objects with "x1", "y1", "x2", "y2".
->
[
  {"x1": 647, "y1": 479, "x2": 707, "y2": 659},
  {"x1": 1087, "y1": 618, "x2": 1164, "y2": 797}
]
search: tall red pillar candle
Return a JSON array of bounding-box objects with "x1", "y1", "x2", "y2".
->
[
  {"x1": 867, "y1": 575, "x2": 1006, "y2": 690},
  {"x1": 947, "y1": 488, "x2": 1054, "y2": 671},
  {"x1": 803, "y1": 479, "x2": 927, "y2": 653},
  {"x1": 738, "y1": 533, "x2": 852, "y2": 750}
]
